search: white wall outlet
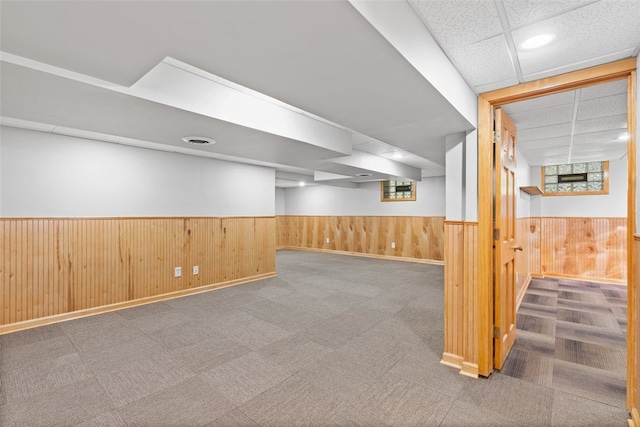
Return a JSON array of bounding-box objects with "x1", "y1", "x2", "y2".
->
[
  {"x1": 193, "y1": 265, "x2": 199, "y2": 275},
  {"x1": 326, "y1": 237, "x2": 330, "y2": 243},
  {"x1": 391, "y1": 242, "x2": 396, "y2": 249},
  {"x1": 174, "y1": 267, "x2": 182, "y2": 278}
]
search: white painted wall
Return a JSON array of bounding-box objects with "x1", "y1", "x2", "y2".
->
[
  {"x1": 0, "y1": 126, "x2": 275, "y2": 217},
  {"x1": 283, "y1": 177, "x2": 445, "y2": 216},
  {"x1": 516, "y1": 149, "x2": 532, "y2": 218},
  {"x1": 529, "y1": 158, "x2": 627, "y2": 218},
  {"x1": 275, "y1": 188, "x2": 286, "y2": 215},
  {"x1": 445, "y1": 133, "x2": 465, "y2": 221},
  {"x1": 464, "y1": 130, "x2": 478, "y2": 221}
]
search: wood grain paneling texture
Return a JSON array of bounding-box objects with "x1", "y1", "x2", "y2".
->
[
  {"x1": 515, "y1": 217, "x2": 541, "y2": 300},
  {"x1": 276, "y1": 216, "x2": 444, "y2": 261},
  {"x1": 0, "y1": 217, "x2": 275, "y2": 326},
  {"x1": 514, "y1": 217, "x2": 626, "y2": 284},
  {"x1": 442, "y1": 221, "x2": 478, "y2": 377},
  {"x1": 540, "y1": 217, "x2": 627, "y2": 281}
]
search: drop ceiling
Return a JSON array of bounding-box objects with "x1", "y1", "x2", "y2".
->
[
  {"x1": 0, "y1": 1, "x2": 639, "y2": 188},
  {"x1": 411, "y1": 0, "x2": 639, "y2": 166}
]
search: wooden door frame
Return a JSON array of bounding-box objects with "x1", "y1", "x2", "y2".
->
[{"x1": 476, "y1": 58, "x2": 637, "y2": 411}]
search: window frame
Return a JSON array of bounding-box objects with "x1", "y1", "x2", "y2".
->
[
  {"x1": 541, "y1": 160, "x2": 609, "y2": 196},
  {"x1": 380, "y1": 181, "x2": 417, "y2": 202}
]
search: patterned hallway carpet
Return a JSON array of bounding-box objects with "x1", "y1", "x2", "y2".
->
[{"x1": 502, "y1": 276, "x2": 627, "y2": 409}]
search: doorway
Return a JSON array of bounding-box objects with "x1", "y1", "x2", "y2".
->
[{"x1": 476, "y1": 58, "x2": 637, "y2": 414}]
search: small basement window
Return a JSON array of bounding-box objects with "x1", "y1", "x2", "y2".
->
[
  {"x1": 542, "y1": 161, "x2": 609, "y2": 196},
  {"x1": 381, "y1": 180, "x2": 416, "y2": 202}
]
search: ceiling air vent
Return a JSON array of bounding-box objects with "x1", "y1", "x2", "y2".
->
[{"x1": 182, "y1": 136, "x2": 216, "y2": 145}]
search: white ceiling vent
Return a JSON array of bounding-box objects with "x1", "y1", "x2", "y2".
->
[{"x1": 182, "y1": 136, "x2": 216, "y2": 145}]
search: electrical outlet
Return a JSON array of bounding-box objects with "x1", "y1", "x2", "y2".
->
[
  {"x1": 193, "y1": 266, "x2": 199, "y2": 275},
  {"x1": 174, "y1": 267, "x2": 182, "y2": 278},
  {"x1": 391, "y1": 242, "x2": 396, "y2": 249},
  {"x1": 326, "y1": 237, "x2": 330, "y2": 243}
]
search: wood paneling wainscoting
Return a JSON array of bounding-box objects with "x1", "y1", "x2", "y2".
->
[
  {"x1": 442, "y1": 221, "x2": 479, "y2": 378},
  {"x1": 0, "y1": 217, "x2": 276, "y2": 332},
  {"x1": 276, "y1": 216, "x2": 444, "y2": 262},
  {"x1": 515, "y1": 217, "x2": 627, "y2": 291}
]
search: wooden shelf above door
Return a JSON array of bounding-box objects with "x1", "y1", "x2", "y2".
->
[{"x1": 519, "y1": 186, "x2": 543, "y2": 195}]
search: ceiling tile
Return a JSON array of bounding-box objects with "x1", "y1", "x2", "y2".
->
[
  {"x1": 517, "y1": 123, "x2": 573, "y2": 141},
  {"x1": 449, "y1": 35, "x2": 517, "y2": 86},
  {"x1": 574, "y1": 114, "x2": 627, "y2": 134},
  {"x1": 502, "y1": 90, "x2": 575, "y2": 114},
  {"x1": 414, "y1": 0, "x2": 503, "y2": 50},
  {"x1": 502, "y1": 0, "x2": 596, "y2": 29},
  {"x1": 570, "y1": 144, "x2": 627, "y2": 162},
  {"x1": 579, "y1": 79, "x2": 628, "y2": 100},
  {"x1": 526, "y1": 154, "x2": 571, "y2": 166},
  {"x1": 525, "y1": 145, "x2": 571, "y2": 164},
  {"x1": 508, "y1": 104, "x2": 574, "y2": 129},
  {"x1": 577, "y1": 93, "x2": 627, "y2": 121},
  {"x1": 521, "y1": 49, "x2": 636, "y2": 82},
  {"x1": 573, "y1": 129, "x2": 627, "y2": 144},
  {"x1": 514, "y1": 1, "x2": 640, "y2": 76},
  {"x1": 474, "y1": 78, "x2": 520, "y2": 94},
  {"x1": 518, "y1": 135, "x2": 572, "y2": 149}
]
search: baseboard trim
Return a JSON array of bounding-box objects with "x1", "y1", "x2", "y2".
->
[
  {"x1": 441, "y1": 352, "x2": 464, "y2": 369},
  {"x1": 277, "y1": 246, "x2": 444, "y2": 265},
  {"x1": 629, "y1": 408, "x2": 640, "y2": 427},
  {"x1": 535, "y1": 272, "x2": 626, "y2": 286},
  {"x1": 0, "y1": 272, "x2": 277, "y2": 335},
  {"x1": 460, "y1": 362, "x2": 479, "y2": 378}
]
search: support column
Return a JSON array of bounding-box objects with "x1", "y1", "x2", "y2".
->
[{"x1": 442, "y1": 131, "x2": 479, "y2": 378}]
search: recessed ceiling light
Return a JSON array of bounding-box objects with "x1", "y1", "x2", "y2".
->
[
  {"x1": 618, "y1": 132, "x2": 629, "y2": 141},
  {"x1": 520, "y1": 34, "x2": 554, "y2": 50},
  {"x1": 298, "y1": 181, "x2": 306, "y2": 187},
  {"x1": 392, "y1": 152, "x2": 403, "y2": 159},
  {"x1": 182, "y1": 136, "x2": 216, "y2": 145},
  {"x1": 356, "y1": 173, "x2": 372, "y2": 177}
]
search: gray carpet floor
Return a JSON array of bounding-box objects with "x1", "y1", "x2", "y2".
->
[
  {"x1": 0, "y1": 250, "x2": 630, "y2": 426},
  {"x1": 502, "y1": 277, "x2": 627, "y2": 409}
]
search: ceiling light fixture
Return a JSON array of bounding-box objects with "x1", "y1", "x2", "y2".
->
[
  {"x1": 392, "y1": 152, "x2": 403, "y2": 159},
  {"x1": 356, "y1": 173, "x2": 372, "y2": 177},
  {"x1": 299, "y1": 181, "x2": 306, "y2": 187},
  {"x1": 520, "y1": 34, "x2": 554, "y2": 50},
  {"x1": 182, "y1": 136, "x2": 216, "y2": 145},
  {"x1": 618, "y1": 132, "x2": 630, "y2": 141}
]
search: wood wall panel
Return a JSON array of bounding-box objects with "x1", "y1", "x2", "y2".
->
[
  {"x1": 514, "y1": 217, "x2": 626, "y2": 289},
  {"x1": 462, "y1": 222, "x2": 478, "y2": 376},
  {"x1": 0, "y1": 217, "x2": 276, "y2": 327},
  {"x1": 515, "y1": 217, "x2": 542, "y2": 302},
  {"x1": 276, "y1": 216, "x2": 444, "y2": 261},
  {"x1": 442, "y1": 221, "x2": 478, "y2": 377},
  {"x1": 443, "y1": 222, "x2": 464, "y2": 365},
  {"x1": 540, "y1": 217, "x2": 627, "y2": 281}
]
